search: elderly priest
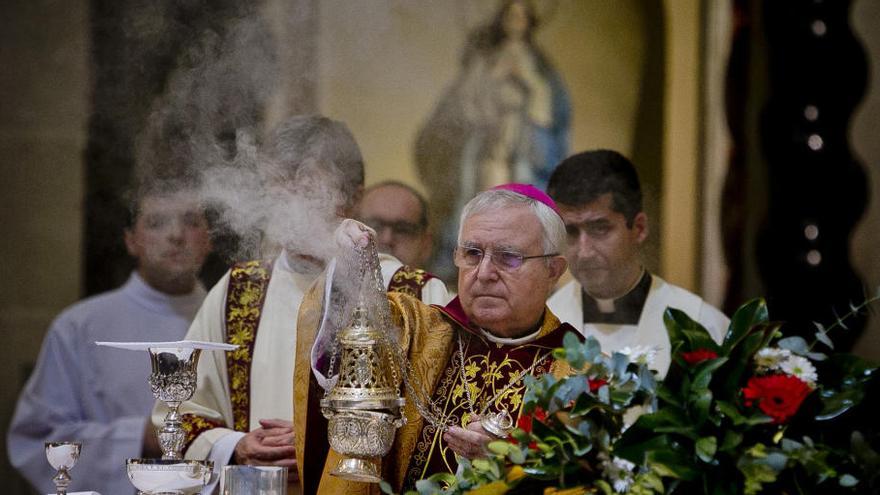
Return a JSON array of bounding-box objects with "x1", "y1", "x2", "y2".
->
[{"x1": 293, "y1": 184, "x2": 580, "y2": 494}]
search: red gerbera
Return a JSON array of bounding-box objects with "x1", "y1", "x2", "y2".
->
[
  {"x1": 742, "y1": 374, "x2": 812, "y2": 424},
  {"x1": 517, "y1": 413, "x2": 533, "y2": 433},
  {"x1": 588, "y1": 378, "x2": 608, "y2": 393},
  {"x1": 533, "y1": 406, "x2": 548, "y2": 422},
  {"x1": 681, "y1": 348, "x2": 719, "y2": 365}
]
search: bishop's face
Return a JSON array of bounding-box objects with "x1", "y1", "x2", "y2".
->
[
  {"x1": 457, "y1": 205, "x2": 566, "y2": 338},
  {"x1": 558, "y1": 193, "x2": 647, "y2": 299}
]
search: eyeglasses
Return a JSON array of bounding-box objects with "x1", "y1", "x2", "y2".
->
[
  {"x1": 454, "y1": 245, "x2": 558, "y2": 271},
  {"x1": 362, "y1": 218, "x2": 425, "y2": 238}
]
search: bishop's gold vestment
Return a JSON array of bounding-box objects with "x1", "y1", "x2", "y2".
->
[{"x1": 293, "y1": 280, "x2": 577, "y2": 494}]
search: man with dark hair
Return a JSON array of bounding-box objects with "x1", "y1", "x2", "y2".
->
[
  {"x1": 156, "y1": 116, "x2": 448, "y2": 494},
  {"x1": 9, "y1": 182, "x2": 212, "y2": 494},
  {"x1": 546, "y1": 149, "x2": 728, "y2": 377},
  {"x1": 358, "y1": 181, "x2": 433, "y2": 268}
]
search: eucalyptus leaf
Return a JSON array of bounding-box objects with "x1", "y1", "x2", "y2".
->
[
  {"x1": 778, "y1": 336, "x2": 809, "y2": 355},
  {"x1": 839, "y1": 474, "x2": 859, "y2": 487},
  {"x1": 814, "y1": 329, "x2": 834, "y2": 350},
  {"x1": 415, "y1": 479, "x2": 441, "y2": 495},
  {"x1": 806, "y1": 352, "x2": 828, "y2": 361}
]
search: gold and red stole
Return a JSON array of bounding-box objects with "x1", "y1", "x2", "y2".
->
[{"x1": 401, "y1": 297, "x2": 577, "y2": 490}]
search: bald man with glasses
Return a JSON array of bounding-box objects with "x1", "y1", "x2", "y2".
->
[
  {"x1": 359, "y1": 181, "x2": 434, "y2": 269},
  {"x1": 293, "y1": 183, "x2": 581, "y2": 494}
]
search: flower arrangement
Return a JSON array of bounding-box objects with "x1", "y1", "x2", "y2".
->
[
  {"x1": 388, "y1": 298, "x2": 879, "y2": 495},
  {"x1": 614, "y1": 298, "x2": 879, "y2": 494},
  {"x1": 382, "y1": 333, "x2": 660, "y2": 495}
]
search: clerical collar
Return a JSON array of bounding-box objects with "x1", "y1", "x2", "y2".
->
[
  {"x1": 479, "y1": 325, "x2": 542, "y2": 345},
  {"x1": 582, "y1": 271, "x2": 651, "y2": 325}
]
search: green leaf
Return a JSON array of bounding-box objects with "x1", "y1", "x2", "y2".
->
[
  {"x1": 487, "y1": 441, "x2": 511, "y2": 456},
  {"x1": 720, "y1": 430, "x2": 743, "y2": 452},
  {"x1": 648, "y1": 449, "x2": 701, "y2": 481},
  {"x1": 471, "y1": 459, "x2": 492, "y2": 473},
  {"x1": 507, "y1": 446, "x2": 526, "y2": 464},
  {"x1": 664, "y1": 308, "x2": 719, "y2": 353},
  {"x1": 716, "y1": 400, "x2": 747, "y2": 426},
  {"x1": 689, "y1": 388, "x2": 713, "y2": 426},
  {"x1": 427, "y1": 472, "x2": 457, "y2": 487},
  {"x1": 722, "y1": 298, "x2": 769, "y2": 353},
  {"x1": 379, "y1": 480, "x2": 394, "y2": 494},
  {"x1": 696, "y1": 436, "x2": 718, "y2": 463},
  {"x1": 691, "y1": 357, "x2": 729, "y2": 390}
]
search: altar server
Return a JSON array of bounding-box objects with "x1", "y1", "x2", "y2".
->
[{"x1": 8, "y1": 182, "x2": 212, "y2": 494}]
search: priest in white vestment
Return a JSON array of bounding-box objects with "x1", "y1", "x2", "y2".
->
[
  {"x1": 8, "y1": 185, "x2": 212, "y2": 494},
  {"x1": 546, "y1": 150, "x2": 729, "y2": 378},
  {"x1": 151, "y1": 116, "x2": 449, "y2": 495}
]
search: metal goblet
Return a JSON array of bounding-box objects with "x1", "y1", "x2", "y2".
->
[{"x1": 45, "y1": 441, "x2": 81, "y2": 495}]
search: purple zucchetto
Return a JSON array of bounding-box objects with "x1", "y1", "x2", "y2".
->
[{"x1": 490, "y1": 183, "x2": 561, "y2": 217}]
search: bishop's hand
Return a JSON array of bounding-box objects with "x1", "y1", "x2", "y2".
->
[
  {"x1": 334, "y1": 218, "x2": 375, "y2": 251},
  {"x1": 443, "y1": 418, "x2": 495, "y2": 460}
]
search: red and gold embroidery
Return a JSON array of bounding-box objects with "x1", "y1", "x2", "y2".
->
[
  {"x1": 225, "y1": 260, "x2": 273, "y2": 432},
  {"x1": 388, "y1": 265, "x2": 435, "y2": 299}
]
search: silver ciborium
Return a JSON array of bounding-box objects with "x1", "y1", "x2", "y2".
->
[
  {"x1": 95, "y1": 340, "x2": 236, "y2": 494},
  {"x1": 321, "y1": 302, "x2": 406, "y2": 482},
  {"x1": 149, "y1": 345, "x2": 201, "y2": 460}
]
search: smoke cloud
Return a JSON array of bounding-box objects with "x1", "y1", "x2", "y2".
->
[{"x1": 131, "y1": 8, "x2": 348, "y2": 266}]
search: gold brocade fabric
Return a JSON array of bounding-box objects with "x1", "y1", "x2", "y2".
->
[
  {"x1": 293, "y1": 285, "x2": 576, "y2": 495},
  {"x1": 387, "y1": 265, "x2": 435, "y2": 299},
  {"x1": 402, "y1": 322, "x2": 566, "y2": 488},
  {"x1": 224, "y1": 260, "x2": 273, "y2": 432}
]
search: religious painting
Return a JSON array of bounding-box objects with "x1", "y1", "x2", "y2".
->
[
  {"x1": 413, "y1": 0, "x2": 571, "y2": 280},
  {"x1": 317, "y1": 0, "x2": 666, "y2": 281}
]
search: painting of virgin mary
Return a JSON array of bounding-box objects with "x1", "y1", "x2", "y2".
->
[{"x1": 415, "y1": 0, "x2": 571, "y2": 279}]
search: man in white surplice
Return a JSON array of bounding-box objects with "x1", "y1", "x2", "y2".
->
[
  {"x1": 546, "y1": 150, "x2": 729, "y2": 377},
  {"x1": 8, "y1": 182, "x2": 212, "y2": 495},
  {"x1": 152, "y1": 116, "x2": 449, "y2": 494}
]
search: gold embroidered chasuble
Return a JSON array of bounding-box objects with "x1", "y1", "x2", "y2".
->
[{"x1": 293, "y1": 285, "x2": 577, "y2": 495}]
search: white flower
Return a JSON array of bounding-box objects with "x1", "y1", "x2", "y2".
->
[
  {"x1": 619, "y1": 345, "x2": 658, "y2": 366},
  {"x1": 754, "y1": 347, "x2": 791, "y2": 371},
  {"x1": 780, "y1": 355, "x2": 818, "y2": 387},
  {"x1": 599, "y1": 452, "x2": 636, "y2": 493}
]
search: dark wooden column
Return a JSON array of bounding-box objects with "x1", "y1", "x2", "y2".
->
[{"x1": 723, "y1": 0, "x2": 869, "y2": 350}]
